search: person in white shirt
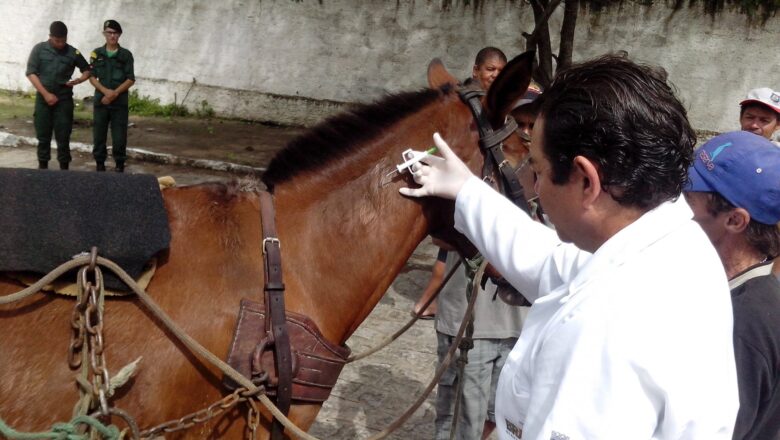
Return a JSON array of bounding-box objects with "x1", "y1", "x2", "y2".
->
[{"x1": 400, "y1": 55, "x2": 739, "y2": 440}]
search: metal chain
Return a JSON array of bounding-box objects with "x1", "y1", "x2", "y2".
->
[
  {"x1": 139, "y1": 387, "x2": 250, "y2": 438},
  {"x1": 84, "y1": 266, "x2": 111, "y2": 416},
  {"x1": 247, "y1": 398, "x2": 260, "y2": 440},
  {"x1": 68, "y1": 274, "x2": 89, "y2": 369}
]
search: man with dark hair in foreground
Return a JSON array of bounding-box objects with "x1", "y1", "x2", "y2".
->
[
  {"x1": 400, "y1": 55, "x2": 738, "y2": 439},
  {"x1": 684, "y1": 130, "x2": 780, "y2": 440}
]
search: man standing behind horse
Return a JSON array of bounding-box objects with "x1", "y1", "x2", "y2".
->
[
  {"x1": 25, "y1": 21, "x2": 91, "y2": 170},
  {"x1": 400, "y1": 54, "x2": 738, "y2": 439},
  {"x1": 89, "y1": 19, "x2": 135, "y2": 172}
]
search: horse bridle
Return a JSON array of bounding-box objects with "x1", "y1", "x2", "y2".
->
[{"x1": 458, "y1": 87, "x2": 532, "y2": 215}]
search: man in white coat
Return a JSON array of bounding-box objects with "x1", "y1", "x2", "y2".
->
[{"x1": 400, "y1": 55, "x2": 739, "y2": 439}]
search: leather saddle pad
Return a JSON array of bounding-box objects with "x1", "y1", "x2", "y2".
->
[{"x1": 0, "y1": 168, "x2": 171, "y2": 291}]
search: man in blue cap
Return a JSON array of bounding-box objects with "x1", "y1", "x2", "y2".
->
[{"x1": 684, "y1": 130, "x2": 780, "y2": 440}]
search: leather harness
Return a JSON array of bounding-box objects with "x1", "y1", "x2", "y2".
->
[
  {"x1": 457, "y1": 88, "x2": 531, "y2": 214},
  {"x1": 259, "y1": 191, "x2": 293, "y2": 439}
]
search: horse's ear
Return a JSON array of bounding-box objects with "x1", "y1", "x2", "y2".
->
[
  {"x1": 427, "y1": 58, "x2": 458, "y2": 90},
  {"x1": 485, "y1": 51, "x2": 535, "y2": 128}
]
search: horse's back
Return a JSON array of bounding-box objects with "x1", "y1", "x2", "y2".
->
[{"x1": 0, "y1": 184, "x2": 321, "y2": 438}]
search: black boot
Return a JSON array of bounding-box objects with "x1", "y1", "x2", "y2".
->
[
  {"x1": 96, "y1": 162, "x2": 106, "y2": 172},
  {"x1": 38, "y1": 161, "x2": 48, "y2": 169},
  {"x1": 115, "y1": 161, "x2": 125, "y2": 173},
  {"x1": 59, "y1": 161, "x2": 69, "y2": 170}
]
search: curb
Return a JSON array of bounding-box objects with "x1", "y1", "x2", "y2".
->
[{"x1": 0, "y1": 130, "x2": 265, "y2": 175}]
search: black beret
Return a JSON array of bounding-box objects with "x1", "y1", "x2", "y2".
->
[
  {"x1": 49, "y1": 21, "x2": 67, "y2": 38},
  {"x1": 103, "y1": 19, "x2": 122, "y2": 34}
]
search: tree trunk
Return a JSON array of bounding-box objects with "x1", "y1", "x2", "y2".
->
[
  {"x1": 528, "y1": 0, "x2": 555, "y2": 88},
  {"x1": 558, "y1": 0, "x2": 579, "y2": 72}
]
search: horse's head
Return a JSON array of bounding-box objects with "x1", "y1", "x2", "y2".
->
[
  {"x1": 262, "y1": 54, "x2": 536, "y2": 263},
  {"x1": 422, "y1": 52, "x2": 535, "y2": 256}
]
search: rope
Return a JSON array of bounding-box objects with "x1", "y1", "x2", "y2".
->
[
  {"x1": 449, "y1": 255, "x2": 482, "y2": 440},
  {"x1": 0, "y1": 258, "x2": 94, "y2": 305},
  {"x1": 0, "y1": 414, "x2": 120, "y2": 440},
  {"x1": 347, "y1": 260, "x2": 462, "y2": 362},
  {"x1": 1, "y1": 255, "x2": 488, "y2": 440},
  {"x1": 365, "y1": 260, "x2": 487, "y2": 440}
]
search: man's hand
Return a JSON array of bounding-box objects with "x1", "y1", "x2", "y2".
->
[
  {"x1": 399, "y1": 132, "x2": 475, "y2": 200},
  {"x1": 101, "y1": 89, "x2": 119, "y2": 105},
  {"x1": 44, "y1": 92, "x2": 58, "y2": 106}
]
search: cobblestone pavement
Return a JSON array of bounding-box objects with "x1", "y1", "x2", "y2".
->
[{"x1": 0, "y1": 139, "x2": 493, "y2": 440}]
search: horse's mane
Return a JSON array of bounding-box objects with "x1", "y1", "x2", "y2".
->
[{"x1": 262, "y1": 87, "x2": 452, "y2": 189}]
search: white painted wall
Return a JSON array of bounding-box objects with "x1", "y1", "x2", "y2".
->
[{"x1": 0, "y1": 0, "x2": 778, "y2": 130}]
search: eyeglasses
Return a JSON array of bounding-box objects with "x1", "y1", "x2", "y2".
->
[{"x1": 103, "y1": 30, "x2": 120, "y2": 36}]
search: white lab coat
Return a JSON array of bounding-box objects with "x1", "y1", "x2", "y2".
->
[{"x1": 454, "y1": 177, "x2": 739, "y2": 440}]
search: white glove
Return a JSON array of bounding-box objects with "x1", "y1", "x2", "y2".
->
[{"x1": 399, "y1": 132, "x2": 475, "y2": 200}]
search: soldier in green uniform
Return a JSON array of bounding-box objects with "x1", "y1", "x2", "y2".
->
[
  {"x1": 26, "y1": 21, "x2": 91, "y2": 170},
  {"x1": 89, "y1": 19, "x2": 135, "y2": 172}
]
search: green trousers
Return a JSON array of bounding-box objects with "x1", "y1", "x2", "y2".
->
[
  {"x1": 92, "y1": 104, "x2": 128, "y2": 164},
  {"x1": 34, "y1": 94, "x2": 74, "y2": 164}
]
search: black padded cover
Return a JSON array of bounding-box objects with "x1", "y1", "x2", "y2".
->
[{"x1": 0, "y1": 168, "x2": 171, "y2": 291}]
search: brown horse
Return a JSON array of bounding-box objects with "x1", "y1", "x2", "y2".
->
[{"x1": 0, "y1": 54, "x2": 533, "y2": 438}]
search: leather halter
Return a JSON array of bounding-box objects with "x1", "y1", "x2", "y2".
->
[
  {"x1": 258, "y1": 191, "x2": 293, "y2": 439},
  {"x1": 458, "y1": 88, "x2": 531, "y2": 215}
]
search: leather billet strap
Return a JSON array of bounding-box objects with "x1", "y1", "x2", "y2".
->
[
  {"x1": 259, "y1": 191, "x2": 293, "y2": 439},
  {"x1": 458, "y1": 88, "x2": 531, "y2": 215}
]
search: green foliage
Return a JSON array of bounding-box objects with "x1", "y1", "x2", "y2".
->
[
  {"x1": 684, "y1": 0, "x2": 780, "y2": 22},
  {"x1": 128, "y1": 90, "x2": 189, "y2": 117},
  {"x1": 128, "y1": 91, "x2": 219, "y2": 119},
  {"x1": 195, "y1": 100, "x2": 215, "y2": 118},
  {"x1": 580, "y1": 0, "x2": 778, "y2": 22}
]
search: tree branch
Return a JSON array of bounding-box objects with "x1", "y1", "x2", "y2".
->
[{"x1": 558, "y1": 0, "x2": 579, "y2": 72}]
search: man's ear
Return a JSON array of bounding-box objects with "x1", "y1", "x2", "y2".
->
[
  {"x1": 725, "y1": 208, "x2": 751, "y2": 234},
  {"x1": 572, "y1": 155, "x2": 602, "y2": 207}
]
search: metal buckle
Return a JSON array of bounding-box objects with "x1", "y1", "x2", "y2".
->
[{"x1": 262, "y1": 237, "x2": 281, "y2": 254}]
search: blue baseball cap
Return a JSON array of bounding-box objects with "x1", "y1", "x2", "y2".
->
[{"x1": 687, "y1": 131, "x2": 780, "y2": 225}]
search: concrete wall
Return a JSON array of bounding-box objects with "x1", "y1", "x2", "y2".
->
[{"x1": 0, "y1": 0, "x2": 778, "y2": 131}]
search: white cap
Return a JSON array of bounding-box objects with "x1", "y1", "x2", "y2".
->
[{"x1": 740, "y1": 87, "x2": 780, "y2": 115}]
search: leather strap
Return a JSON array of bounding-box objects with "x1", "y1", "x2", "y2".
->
[
  {"x1": 259, "y1": 191, "x2": 293, "y2": 439},
  {"x1": 457, "y1": 89, "x2": 531, "y2": 214}
]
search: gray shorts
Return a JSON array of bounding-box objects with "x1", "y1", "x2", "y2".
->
[{"x1": 434, "y1": 332, "x2": 517, "y2": 440}]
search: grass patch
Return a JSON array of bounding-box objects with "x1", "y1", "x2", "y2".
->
[
  {"x1": 129, "y1": 90, "x2": 189, "y2": 117},
  {"x1": 195, "y1": 100, "x2": 215, "y2": 118},
  {"x1": 0, "y1": 89, "x2": 91, "y2": 122},
  {"x1": 128, "y1": 91, "x2": 216, "y2": 119}
]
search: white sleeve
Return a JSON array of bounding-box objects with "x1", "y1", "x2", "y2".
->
[{"x1": 453, "y1": 176, "x2": 585, "y2": 301}]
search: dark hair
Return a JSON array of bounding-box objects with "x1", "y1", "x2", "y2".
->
[
  {"x1": 706, "y1": 192, "x2": 780, "y2": 258},
  {"x1": 49, "y1": 21, "x2": 67, "y2": 38},
  {"x1": 474, "y1": 47, "x2": 507, "y2": 66},
  {"x1": 538, "y1": 54, "x2": 695, "y2": 210},
  {"x1": 740, "y1": 102, "x2": 780, "y2": 122}
]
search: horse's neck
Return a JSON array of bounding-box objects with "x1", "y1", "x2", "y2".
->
[
  {"x1": 273, "y1": 166, "x2": 430, "y2": 344},
  {"x1": 272, "y1": 101, "x2": 469, "y2": 344}
]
